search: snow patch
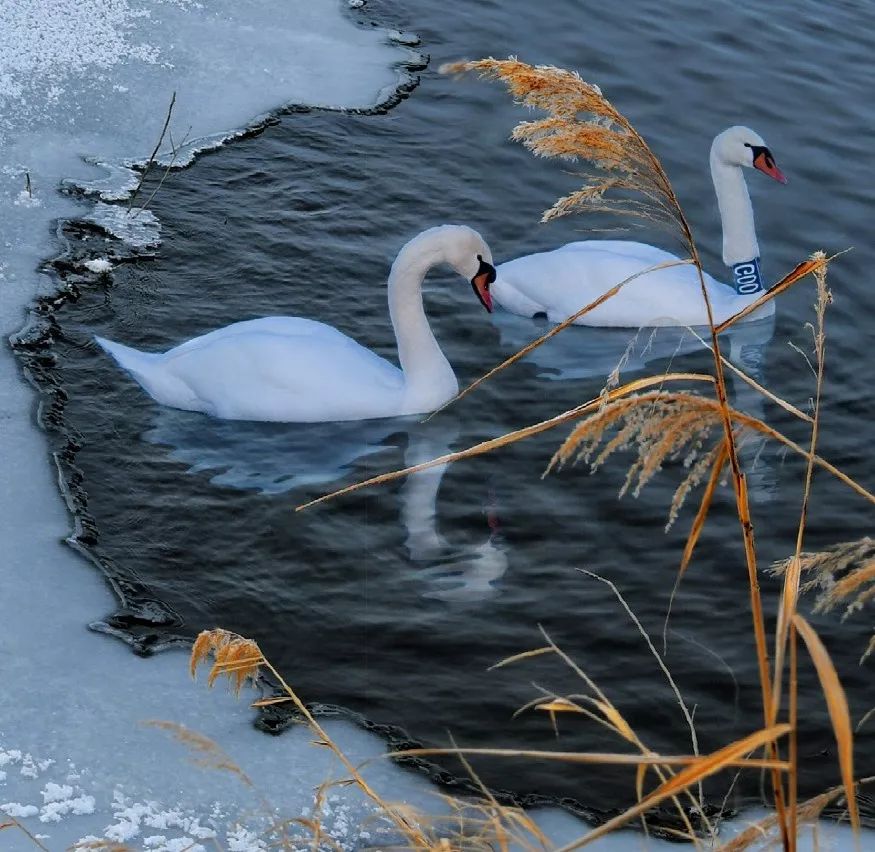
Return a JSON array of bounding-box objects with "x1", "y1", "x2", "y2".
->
[
  {"x1": 83, "y1": 258, "x2": 114, "y2": 274},
  {"x1": 1, "y1": 802, "x2": 39, "y2": 818},
  {"x1": 13, "y1": 189, "x2": 41, "y2": 208},
  {"x1": 226, "y1": 825, "x2": 268, "y2": 851}
]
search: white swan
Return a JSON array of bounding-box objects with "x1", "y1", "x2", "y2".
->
[
  {"x1": 493, "y1": 126, "x2": 787, "y2": 328},
  {"x1": 95, "y1": 225, "x2": 496, "y2": 422}
]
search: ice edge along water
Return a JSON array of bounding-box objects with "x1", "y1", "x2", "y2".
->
[{"x1": 0, "y1": 1, "x2": 859, "y2": 849}]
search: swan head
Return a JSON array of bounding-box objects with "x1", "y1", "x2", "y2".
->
[
  {"x1": 441, "y1": 225, "x2": 497, "y2": 313},
  {"x1": 712, "y1": 126, "x2": 787, "y2": 184}
]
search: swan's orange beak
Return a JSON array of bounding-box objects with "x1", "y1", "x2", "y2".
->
[
  {"x1": 753, "y1": 147, "x2": 787, "y2": 184},
  {"x1": 471, "y1": 259, "x2": 496, "y2": 313}
]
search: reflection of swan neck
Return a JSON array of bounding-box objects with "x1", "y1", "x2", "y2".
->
[
  {"x1": 401, "y1": 436, "x2": 450, "y2": 559},
  {"x1": 401, "y1": 461, "x2": 448, "y2": 559},
  {"x1": 401, "y1": 433, "x2": 509, "y2": 600},
  {"x1": 710, "y1": 145, "x2": 759, "y2": 267},
  {"x1": 388, "y1": 230, "x2": 457, "y2": 406}
]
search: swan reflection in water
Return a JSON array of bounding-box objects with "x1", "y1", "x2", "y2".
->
[
  {"x1": 492, "y1": 311, "x2": 778, "y2": 502},
  {"x1": 399, "y1": 430, "x2": 507, "y2": 602},
  {"x1": 142, "y1": 414, "x2": 508, "y2": 601}
]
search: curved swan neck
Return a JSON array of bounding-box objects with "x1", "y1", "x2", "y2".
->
[
  {"x1": 387, "y1": 228, "x2": 457, "y2": 405},
  {"x1": 710, "y1": 144, "x2": 760, "y2": 267}
]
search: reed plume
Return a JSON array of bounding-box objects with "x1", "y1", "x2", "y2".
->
[
  {"x1": 190, "y1": 627, "x2": 264, "y2": 695},
  {"x1": 774, "y1": 538, "x2": 875, "y2": 661},
  {"x1": 548, "y1": 390, "x2": 725, "y2": 530},
  {"x1": 441, "y1": 57, "x2": 681, "y2": 232}
]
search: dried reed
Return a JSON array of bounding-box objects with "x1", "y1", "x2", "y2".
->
[
  {"x1": 774, "y1": 537, "x2": 875, "y2": 663},
  {"x1": 441, "y1": 58, "x2": 681, "y2": 232},
  {"x1": 190, "y1": 628, "x2": 433, "y2": 848},
  {"x1": 0, "y1": 815, "x2": 51, "y2": 851}
]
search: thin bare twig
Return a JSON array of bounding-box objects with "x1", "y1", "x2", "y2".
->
[{"x1": 127, "y1": 90, "x2": 176, "y2": 211}]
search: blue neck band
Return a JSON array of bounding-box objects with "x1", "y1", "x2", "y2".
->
[{"x1": 731, "y1": 258, "x2": 764, "y2": 295}]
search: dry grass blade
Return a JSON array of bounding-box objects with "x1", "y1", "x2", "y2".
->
[
  {"x1": 792, "y1": 614, "x2": 860, "y2": 840},
  {"x1": 772, "y1": 253, "x2": 831, "y2": 724},
  {"x1": 0, "y1": 815, "x2": 50, "y2": 851},
  {"x1": 143, "y1": 720, "x2": 253, "y2": 786},
  {"x1": 295, "y1": 373, "x2": 715, "y2": 512},
  {"x1": 424, "y1": 258, "x2": 692, "y2": 421},
  {"x1": 714, "y1": 256, "x2": 829, "y2": 333},
  {"x1": 590, "y1": 698, "x2": 637, "y2": 745},
  {"x1": 535, "y1": 697, "x2": 587, "y2": 713},
  {"x1": 251, "y1": 696, "x2": 295, "y2": 707},
  {"x1": 388, "y1": 746, "x2": 787, "y2": 771},
  {"x1": 664, "y1": 439, "x2": 729, "y2": 650},
  {"x1": 550, "y1": 724, "x2": 791, "y2": 852},
  {"x1": 490, "y1": 646, "x2": 554, "y2": 669},
  {"x1": 578, "y1": 570, "x2": 700, "y2": 768},
  {"x1": 857, "y1": 706, "x2": 875, "y2": 732}
]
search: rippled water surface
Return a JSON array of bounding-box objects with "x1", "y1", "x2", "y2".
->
[{"x1": 25, "y1": 0, "x2": 875, "y2": 819}]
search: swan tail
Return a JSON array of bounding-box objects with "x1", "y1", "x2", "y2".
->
[{"x1": 94, "y1": 335, "x2": 185, "y2": 406}]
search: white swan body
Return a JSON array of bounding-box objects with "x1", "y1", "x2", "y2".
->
[
  {"x1": 96, "y1": 225, "x2": 496, "y2": 422},
  {"x1": 493, "y1": 126, "x2": 787, "y2": 328}
]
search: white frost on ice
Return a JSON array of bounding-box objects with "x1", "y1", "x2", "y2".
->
[
  {"x1": 12, "y1": 189, "x2": 42, "y2": 207},
  {"x1": 36, "y1": 780, "x2": 96, "y2": 822},
  {"x1": 226, "y1": 825, "x2": 268, "y2": 851},
  {"x1": 1, "y1": 802, "x2": 39, "y2": 818},
  {"x1": 83, "y1": 258, "x2": 114, "y2": 274}
]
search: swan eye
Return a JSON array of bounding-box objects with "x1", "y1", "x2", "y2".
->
[{"x1": 477, "y1": 254, "x2": 483, "y2": 261}]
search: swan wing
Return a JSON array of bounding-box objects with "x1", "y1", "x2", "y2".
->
[{"x1": 157, "y1": 317, "x2": 403, "y2": 421}]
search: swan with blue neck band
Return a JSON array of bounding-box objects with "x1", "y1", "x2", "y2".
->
[{"x1": 490, "y1": 125, "x2": 787, "y2": 328}]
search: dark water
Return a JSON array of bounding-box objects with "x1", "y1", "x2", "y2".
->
[{"x1": 20, "y1": 0, "x2": 875, "y2": 822}]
